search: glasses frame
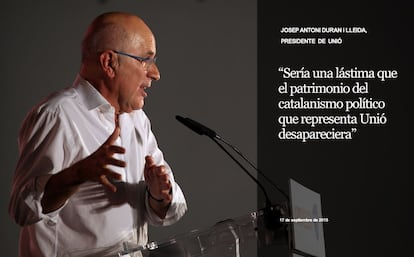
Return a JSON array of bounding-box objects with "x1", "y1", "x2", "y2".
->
[{"x1": 113, "y1": 50, "x2": 157, "y2": 70}]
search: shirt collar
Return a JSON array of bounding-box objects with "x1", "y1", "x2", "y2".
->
[{"x1": 72, "y1": 75, "x2": 113, "y2": 112}]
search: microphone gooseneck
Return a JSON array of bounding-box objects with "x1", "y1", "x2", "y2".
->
[
  {"x1": 216, "y1": 136, "x2": 290, "y2": 202},
  {"x1": 210, "y1": 136, "x2": 273, "y2": 208}
]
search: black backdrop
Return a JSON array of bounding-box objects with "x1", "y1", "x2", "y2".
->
[{"x1": 258, "y1": 1, "x2": 411, "y2": 256}]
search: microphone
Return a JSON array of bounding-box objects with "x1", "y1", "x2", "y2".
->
[
  {"x1": 176, "y1": 115, "x2": 289, "y2": 229},
  {"x1": 176, "y1": 115, "x2": 289, "y2": 201},
  {"x1": 175, "y1": 115, "x2": 218, "y2": 139}
]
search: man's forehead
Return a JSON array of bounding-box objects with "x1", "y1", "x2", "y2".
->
[{"x1": 129, "y1": 32, "x2": 156, "y2": 55}]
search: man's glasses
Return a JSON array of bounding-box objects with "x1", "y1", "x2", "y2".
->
[{"x1": 113, "y1": 50, "x2": 157, "y2": 71}]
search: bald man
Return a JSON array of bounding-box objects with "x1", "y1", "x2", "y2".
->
[{"x1": 9, "y1": 12, "x2": 187, "y2": 257}]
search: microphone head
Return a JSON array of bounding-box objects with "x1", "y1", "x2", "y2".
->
[
  {"x1": 175, "y1": 115, "x2": 217, "y2": 138},
  {"x1": 175, "y1": 115, "x2": 186, "y2": 123},
  {"x1": 175, "y1": 115, "x2": 188, "y2": 127},
  {"x1": 175, "y1": 115, "x2": 204, "y2": 135}
]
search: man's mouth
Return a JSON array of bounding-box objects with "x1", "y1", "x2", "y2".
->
[{"x1": 141, "y1": 85, "x2": 150, "y2": 97}]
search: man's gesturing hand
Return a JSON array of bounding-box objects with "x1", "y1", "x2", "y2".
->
[
  {"x1": 144, "y1": 156, "x2": 172, "y2": 204},
  {"x1": 41, "y1": 126, "x2": 126, "y2": 213},
  {"x1": 77, "y1": 126, "x2": 126, "y2": 192}
]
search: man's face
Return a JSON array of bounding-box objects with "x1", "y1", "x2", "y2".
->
[{"x1": 115, "y1": 31, "x2": 160, "y2": 113}]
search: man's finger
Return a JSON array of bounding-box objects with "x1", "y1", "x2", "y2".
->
[
  {"x1": 161, "y1": 189, "x2": 173, "y2": 202},
  {"x1": 159, "y1": 183, "x2": 171, "y2": 191},
  {"x1": 99, "y1": 175, "x2": 117, "y2": 192},
  {"x1": 106, "y1": 158, "x2": 127, "y2": 168},
  {"x1": 145, "y1": 155, "x2": 155, "y2": 170},
  {"x1": 157, "y1": 173, "x2": 169, "y2": 183},
  {"x1": 153, "y1": 165, "x2": 166, "y2": 175},
  {"x1": 102, "y1": 168, "x2": 123, "y2": 181},
  {"x1": 107, "y1": 145, "x2": 126, "y2": 155}
]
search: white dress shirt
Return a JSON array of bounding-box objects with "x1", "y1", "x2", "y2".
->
[{"x1": 9, "y1": 76, "x2": 187, "y2": 257}]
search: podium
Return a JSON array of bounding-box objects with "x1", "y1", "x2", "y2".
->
[
  {"x1": 118, "y1": 179, "x2": 326, "y2": 257},
  {"x1": 118, "y1": 206, "x2": 289, "y2": 257}
]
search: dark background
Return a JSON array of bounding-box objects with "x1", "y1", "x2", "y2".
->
[{"x1": 258, "y1": 0, "x2": 411, "y2": 256}]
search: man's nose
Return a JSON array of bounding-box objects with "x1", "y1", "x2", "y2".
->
[{"x1": 147, "y1": 63, "x2": 160, "y2": 81}]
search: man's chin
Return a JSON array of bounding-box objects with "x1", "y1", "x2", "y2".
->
[
  {"x1": 120, "y1": 101, "x2": 144, "y2": 113},
  {"x1": 133, "y1": 100, "x2": 145, "y2": 110}
]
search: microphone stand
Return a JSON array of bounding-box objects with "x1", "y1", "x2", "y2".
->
[
  {"x1": 210, "y1": 137, "x2": 283, "y2": 230},
  {"x1": 176, "y1": 115, "x2": 288, "y2": 230}
]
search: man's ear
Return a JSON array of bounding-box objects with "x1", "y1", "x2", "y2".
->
[{"x1": 99, "y1": 51, "x2": 117, "y2": 78}]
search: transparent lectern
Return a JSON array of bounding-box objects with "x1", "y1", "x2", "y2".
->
[
  {"x1": 117, "y1": 205, "x2": 289, "y2": 257},
  {"x1": 117, "y1": 179, "x2": 326, "y2": 257}
]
